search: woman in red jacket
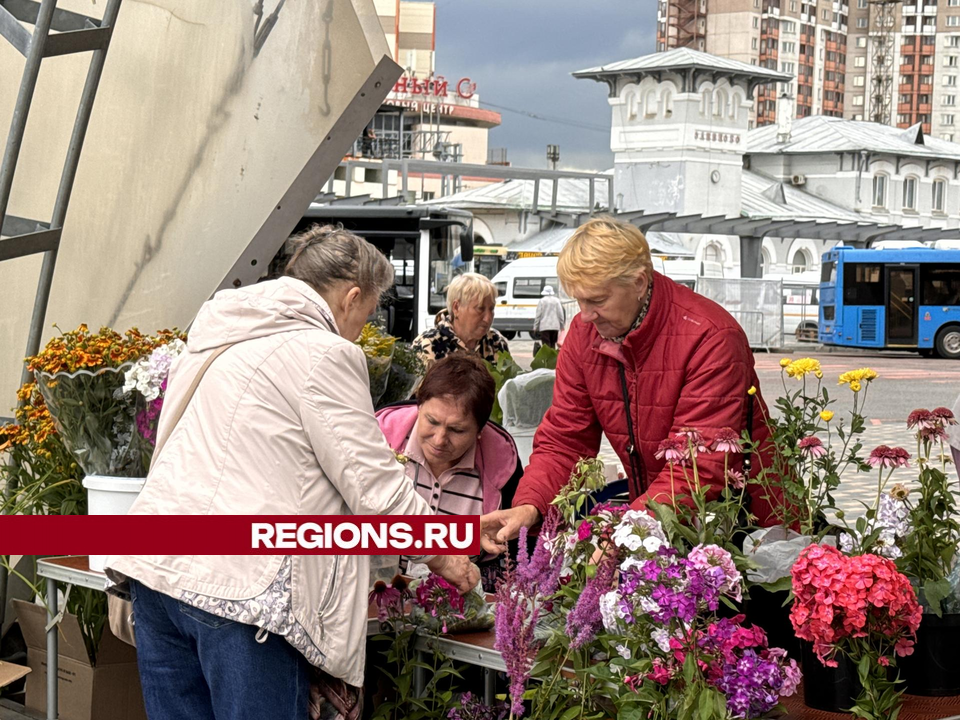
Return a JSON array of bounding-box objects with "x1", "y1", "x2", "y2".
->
[{"x1": 480, "y1": 217, "x2": 778, "y2": 553}]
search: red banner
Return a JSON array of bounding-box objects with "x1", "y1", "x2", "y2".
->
[{"x1": 0, "y1": 516, "x2": 480, "y2": 555}]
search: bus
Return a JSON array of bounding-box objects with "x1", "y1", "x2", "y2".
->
[
  {"x1": 276, "y1": 202, "x2": 475, "y2": 341},
  {"x1": 819, "y1": 246, "x2": 960, "y2": 358}
]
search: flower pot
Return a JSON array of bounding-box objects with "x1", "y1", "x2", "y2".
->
[
  {"x1": 82, "y1": 475, "x2": 146, "y2": 572},
  {"x1": 745, "y1": 586, "x2": 801, "y2": 660},
  {"x1": 900, "y1": 612, "x2": 960, "y2": 696},
  {"x1": 801, "y1": 642, "x2": 862, "y2": 713}
]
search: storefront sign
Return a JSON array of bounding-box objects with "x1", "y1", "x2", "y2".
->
[{"x1": 392, "y1": 74, "x2": 477, "y2": 100}]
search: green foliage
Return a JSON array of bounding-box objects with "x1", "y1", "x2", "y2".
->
[
  {"x1": 484, "y1": 351, "x2": 524, "y2": 425},
  {"x1": 530, "y1": 345, "x2": 558, "y2": 371}
]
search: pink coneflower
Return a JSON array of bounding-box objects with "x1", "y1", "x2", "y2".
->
[
  {"x1": 712, "y1": 427, "x2": 743, "y2": 454},
  {"x1": 920, "y1": 425, "x2": 949, "y2": 443},
  {"x1": 797, "y1": 436, "x2": 828, "y2": 459},
  {"x1": 866, "y1": 445, "x2": 911, "y2": 469},
  {"x1": 369, "y1": 580, "x2": 404, "y2": 622},
  {"x1": 907, "y1": 409, "x2": 935, "y2": 430},
  {"x1": 725, "y1": 468, "x2": 746, "y2": 489},
  {"x1": 932, "y1": 407, "x2": 958, "y2": 426},
  {"x1": 677, "y1": 427, "x2": 709, "y2": 454},
  {"x1": 656, "y1": 436, "x2": 690, "y2": 465}
]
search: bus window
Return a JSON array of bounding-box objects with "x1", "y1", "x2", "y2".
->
[
  {"x1": 821, "y1": 261, "x2": 836, "y2": 284},
  {"x1": 843, "y1": 263, "x2": 884, "y2": 305},
  {"x1": 921, "y1": 264, "x2": 960, "y2": 305},
  {"x1": 495, "y1": 281, "x2": 507, "y2": 297},
  {"x1": 823, "y1": 305, "x2": 835, "y2": 321}
]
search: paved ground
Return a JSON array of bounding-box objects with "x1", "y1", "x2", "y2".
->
[{"x1": 509, "y1": 335, "x2": 958, "y2": 517}]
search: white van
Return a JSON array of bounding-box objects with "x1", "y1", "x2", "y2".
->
[{"x1": 491, "y1": 255, "x2": 666, "y2": 339}]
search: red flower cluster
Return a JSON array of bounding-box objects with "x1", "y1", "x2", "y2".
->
[{"x1": 790, "y1": 545, "x2": 921, "y2": 667}]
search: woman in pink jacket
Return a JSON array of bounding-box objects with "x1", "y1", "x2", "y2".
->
[
  {"x1": 376, "y1": 354, "x2": 523, "y2": 591},
  {"x1": 107, "y1": 226, "x2": 478, "y2": 720}
]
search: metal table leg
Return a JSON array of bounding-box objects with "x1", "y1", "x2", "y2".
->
[
  {"x1": 46, "y1": 576, "x2": 58, "y2": 720},
  {"x1": 413, "y1": 649, "x2": 425, "y2": 697},
  {"x1": 483, "y1": 668, "x2": 496, "y2": 706}
]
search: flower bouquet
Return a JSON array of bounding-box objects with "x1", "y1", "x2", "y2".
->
[
  {"x1": 121, "y1": 338, "x2": 186, "y2": 468},
  {"x1": 790, "y1": 543, "x2": 921, "y2": 717},
  {"x1": 27, "y1": 324, "x2": 183, "y2": 477},
  {"x1": 494, "y1": 458, "x2": 799, "y2": 720},
  {"x1": 357, "y1": 323, "x2": 397, "y2": 407},
  {"x1": 378, "y1": 340, "x2": 426, "y2": 409}
]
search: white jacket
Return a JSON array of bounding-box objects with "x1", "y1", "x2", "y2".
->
[{"x1": 107, "y1": 277, "x2": 432, "y2": 686}]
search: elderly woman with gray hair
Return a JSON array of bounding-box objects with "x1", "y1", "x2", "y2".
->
[
  {"x1": 107, "y1": 224, "x2": 478, "y2": 720},
  {"x1": 412, "y1": 272, "x2": 510, "y2": 367}
]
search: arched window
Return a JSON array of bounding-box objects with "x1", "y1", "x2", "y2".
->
[
  {"x1": 626, "y1": 92, "x2": 638, "y2": 121},
  {"x1": 704, "y1": 243, "x2": 723, "y2": 263},
  {"x1": 902, "y1": 175, "x2": 919, "y2": 211},
  {"x1": 873, "y1": 173, "x2": 888, "y2": 209},
  {"x1": 644, "y1": 89, "x2": 658, "y2": 118},
  {"x1": 760, "y1": 247, "x2": 773, "y2": 275},
  {"x1": 792, "y1": 249, "x2": 810, "y2": 274},
  {"x1": 933, "y1": 178, "x2": 947, "y2": 213},
  {"x1": 713, "y1": 89, "x2": 728, "y2": 118}
]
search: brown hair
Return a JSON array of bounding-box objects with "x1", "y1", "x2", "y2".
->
[
  {"x1": 284, "y1": 223, "x2": 394, "y2": 298},
  {"x1": 416, "y1": 353, "x2": 496, "y2": 429}
]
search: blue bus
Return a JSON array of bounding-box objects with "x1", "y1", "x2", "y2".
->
[{"x1": 819, "y1": 247, "x2": 960, "y2": 358}]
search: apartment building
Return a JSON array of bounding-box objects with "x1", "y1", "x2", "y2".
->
[{"x1": 657, "y1": 0, "x2": 960, "y2": 140}]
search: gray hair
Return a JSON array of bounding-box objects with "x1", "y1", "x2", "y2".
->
[
  {"x1": 446, "y1": 272, "x2": 497, "y2": 316},
  {"x1": 284, "y1": 224, "x2": 394, "y2": 298}
]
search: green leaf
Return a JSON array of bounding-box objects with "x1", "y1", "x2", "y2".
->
[
  {"x1": 531, "y1": 344, "x2": 559, "y2": 370},
  {"x1": 755, "y1": 576, "x2": 793, "y2": 594}
]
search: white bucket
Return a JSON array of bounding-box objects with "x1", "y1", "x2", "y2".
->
[{"x1": 82, "y1": 475, "x2": 146, "y2": 572}]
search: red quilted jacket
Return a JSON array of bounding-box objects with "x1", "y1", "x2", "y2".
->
[{"x1": 512, "y1": 272, "x2": 780, "y2": 526}]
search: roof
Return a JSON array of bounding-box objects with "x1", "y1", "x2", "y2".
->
[
  {"x1": 747, "y1": 115, "x2": 960, "y2": 161},
  {"x1": 573, "y1": 48, "x2": 790, "y2": 85},
  {"x1": 420, "y1": 176, "x2": 612, "y2": 212},
  {"x1": 506, "y1": 225, "x2": 694, "y2": 257},
  {"x1": 740, "y1": 170, "x2": 865, "y2": 222}
]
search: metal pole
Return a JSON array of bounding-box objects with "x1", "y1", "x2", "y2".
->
[
  {"x1": 0, "y1": 0, "x2": 57, "y2": 226},
  {"x1": 0, "y1": 0, "x2": 57, "y2": 638},
  {"x1": 46, "y1": 576, "x2": 58, "y2": 720},
  {"x1": 21, "y1": 0, "x2": 124, "y2": 386}
]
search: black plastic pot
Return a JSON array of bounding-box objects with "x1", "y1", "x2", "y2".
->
[
  {"x1": 900, "y1": 612, "x2": 960, "y2": 697},
  {"x1": 744, "y1": 587, "x2": 801, "y2": 660},
  {"x1": 801, "y1": 642, "x2": 863, "y2": 713}
]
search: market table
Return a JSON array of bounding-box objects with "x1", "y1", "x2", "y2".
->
[{"x1": 35, "y1": 558, "x2": 960, "y2": 720}]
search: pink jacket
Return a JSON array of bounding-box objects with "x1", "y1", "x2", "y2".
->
[{"x1": 375, "y1": 403, "x2": 520, "y2": 515}]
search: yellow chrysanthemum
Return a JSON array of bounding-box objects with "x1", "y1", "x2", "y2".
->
[
  {"x1": 849, "y1": 380, "x2": 862, "y2": 392},
  {"x1": 838, "y1": 368, "x2": 878, "y2": 386},
  {"x1": 820, "y1": 410, "x2": 834, "y2": 422},
  {"x1": 779, "y1": 358, "x2": 791, "y2": 368},
  {"x1": 747, "y1": 386, "x2": 757, "y2": 396},
  {"x1": 785, "y1": 358, "x2": 822, "y2": 380}
]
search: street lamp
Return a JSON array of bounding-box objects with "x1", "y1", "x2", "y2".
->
[{"x1": 546, "y1": 144, "x2": 560, "y2": 170}]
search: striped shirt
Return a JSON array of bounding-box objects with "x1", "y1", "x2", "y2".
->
[{"x1": 401, "y1": 430, "x2": 484, "y2": 573}]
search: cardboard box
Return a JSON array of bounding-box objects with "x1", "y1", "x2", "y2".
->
[
  {"x1": 0, "y1": 660, "x2": 31, "y2": 689},
  {"x1": 14, "y1": 600, "x2": 147, "y2": 720}
]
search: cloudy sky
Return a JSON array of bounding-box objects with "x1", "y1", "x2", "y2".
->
[{"x1": 434, "y1": 0, "x2": 657, "y2": 171}]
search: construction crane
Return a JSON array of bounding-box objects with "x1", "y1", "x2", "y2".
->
[{"x1": 869, "y1": 0, "x2": 903, "y2": 125}]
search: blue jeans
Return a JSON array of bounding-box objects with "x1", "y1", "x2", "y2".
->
[{"x1": 130, "y1": 580, "x2": 310, "y2": 720}]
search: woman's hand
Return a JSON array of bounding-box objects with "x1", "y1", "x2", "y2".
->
[
  {"x1": 479, "y1": 505, "x2": 541, "y2": 555},
  {"x1": 426, "y1": 555, "x2": 480, "y2": 594}
]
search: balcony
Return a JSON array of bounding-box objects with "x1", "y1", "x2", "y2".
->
[
  {"x1": 920, "y1": 83, "x2": 933, "y2": 93},
  {"x1": 904, "y1": 24, "x2": 917, "y2": 33},
  {"x1": 902, "y1": 5, "x2": 917, "y2": 13},
  {"x1": 899, "y1": 102, "x2": 914, "y2": 113},
  {"x1": 923, "y1": 5, "x2": 937, "y2": 12},
  {"x1": 921, "y1": 63, "x2": 935, "y2": 73}
]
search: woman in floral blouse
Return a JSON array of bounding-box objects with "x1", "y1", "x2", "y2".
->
[{"x1": 412, "y1": 273, "x2": 509, "y2": 368}]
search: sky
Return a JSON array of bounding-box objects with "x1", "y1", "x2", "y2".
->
[{"x1": 434, "y1": 0, "x2": 658, "y2": 172}]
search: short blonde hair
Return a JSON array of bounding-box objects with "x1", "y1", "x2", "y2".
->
[
  {"x1": 558, "y1": 217, "x2": 653, "y2": 294},
  {"x1": 446, "y1": 272, "x2": 497, "y2": 317}
]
